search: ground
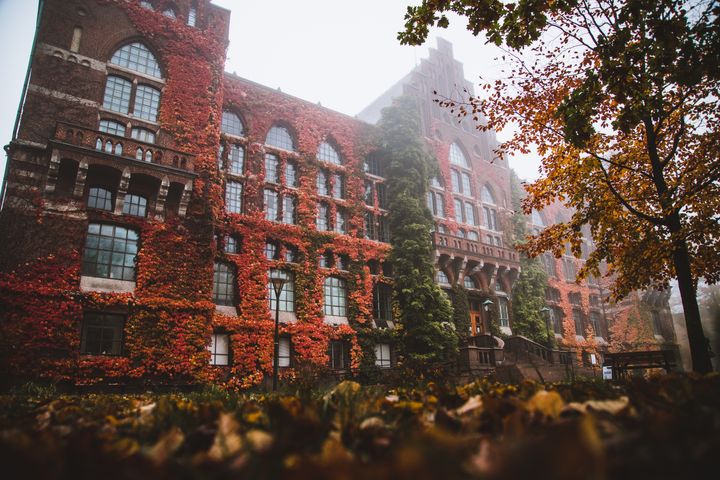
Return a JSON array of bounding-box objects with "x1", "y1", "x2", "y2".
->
[{"x1": 0, "y1": 374, "x2": 718, "y2": 479}]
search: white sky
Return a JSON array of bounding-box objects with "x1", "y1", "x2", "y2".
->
[{"x1": 0, "y1": 0, "x2": 542, "y2": 182}]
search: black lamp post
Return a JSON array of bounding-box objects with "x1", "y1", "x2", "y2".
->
[
  {"x1": 482, "y1": 299, "x2": 494, "y2": 335},
  {"x1": 270, "y1": 275, "x2": 286, "y2": 391},
  {"x1": 540, "y1": 306, "x2": 552, "y2": 347}
]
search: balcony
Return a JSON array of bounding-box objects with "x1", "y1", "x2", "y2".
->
[
  {"x1": 432, "y1": 231, "x2": 520, "y2": 265},
  {"x1": 52, "y1": 122, "x2": 195, "y2": 174}
]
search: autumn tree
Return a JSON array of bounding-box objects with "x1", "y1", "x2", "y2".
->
[
  {"x1": 399, "y1": 0, "x2": 719, "y2": 372},
  {"x1": 378, "y1": 95, "x2": 459, "y2": 368}
]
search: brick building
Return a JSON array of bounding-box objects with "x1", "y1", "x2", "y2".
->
[{"x1": 0, "y1": 0, "x2": 675, "y2": 387}]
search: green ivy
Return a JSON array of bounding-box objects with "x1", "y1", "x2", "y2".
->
[{"x1": 377, "y1": 96, "x2": 458, "y2": 368}]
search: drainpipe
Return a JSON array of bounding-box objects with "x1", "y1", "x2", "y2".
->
[{"x1": 1, "y1": 0, "x2": 45, "y2": 211}]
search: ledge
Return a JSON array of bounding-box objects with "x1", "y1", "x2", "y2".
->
[
  {"x1": 80, "y1": 276, "x2": 135, "y2": 293},
  {"x1": 215, "y1": 305, "x2": 238, "y2": 316},
  {"x1": 324, "y1": 315, "x2": 348, "y2": 326}
]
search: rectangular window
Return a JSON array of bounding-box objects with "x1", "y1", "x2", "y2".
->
[
  {"x1": 278, "y1": 337, "x2": 291, "y2": 367},
  {"x1": 103, "y1": 75, "x2": 131, "y2": 114},
  {"x1": 332, "y1": 173, "x2": 344, "y2": 199},
  {"x1": 286, "y1": 161, "x2": 298, "y2": 187},
  {"x1": 324, "y1": 277, "x2": 347, "y2": 316},
  {"x1": 378, "y1": 217, "x2": 390, "y2": 243},
  {"x1": 376, "y1": 183, "x2": 387, "y2": 209},
  {"x1": 329, "y1": 340, "x2": 347, "y2": 370},
  {"x1": 264, "y1": 188, "x2": 279, "y2": 221},
  {"x1": 225, "y1": 181, "x2": 243, "y2": 213},
  {"x1": 451, "y1": 170, "x2": 460, "y2": 193},
  {"x1": 282, "y1": 195, "x2": 296, "y2": 224},
  {"x1": 373, "y1": 284, "x2": 393, "y2": 322},
  {"x1": 375, "y1": 343, "x2": 391, "y2": 368},
  {"x1": 88, "y1": 187, "x2": 114, "y2": 211},
  {"x1": 213, "y1": 262, "x2": 235, "y2": 306},
  {"x1": 209, "y1": 333, "x2": 230, "y2": 366},
  {"x1": 265, "y1": 154, "x2": 280, "y2": 183},
  {"x1": 572, "y1": 308, "x2": 584, "y2": 336},
  {"x1": 454, "y1": 198, "x2": 464, "y2": 223},
  {"x1": 551, "y1": 306, "x2": 563, "y2": 333},
  {"x1": 82, "y1": 223, "x2": 138, "y2": 281},
  {"x1": 133, "y1": 85, "x2": 160, "y2": 122},
  {"x1": 590, "y1": 311, "x2": 602, "y2": 337},
  {"x1": 122, "y1": 194, "x2": 147, "y2": 217},
  {"x1": 335, "y1": 209, "x2": 347, "y2": 234},
  {"x1": 267, "y1": 269, "x2": 295, "y2": 312},
  {"x1": 564, "y1": 258, "x2": 577, "y2": 282},
  {"x1": 365, "y1": 211, "x2": 377, "y2": 240},
  {"x1": 465, "y1": 202, "x2": 476, "y2": 225},
  {"x1": 81, "y1": 312, "x2": 125, "y2": 356},
  {"x1": 317, "y1": 203, "x2": 329, "y2": 231},
  {"x1": 317, "y1": 170, "x2": 329, "y2": 196},
  {"x1": 99, "y1": 119, "x2": 126, "y2": 136},
  {"x1": 228, "y1": 144, "x2": 244, "y2": 175},
  {"x1": 651, "y1": 311, "x2": 664, "y2": 338},
  {"x1": 131, "y1": 128, "x2": 155, "y2": 144},
  {"x1": 461, "y1": 172, "x2": 472, "y2": 195},
  {"x1": 498, "y1": 298, "x2": 509, "y2": 327},
  {"x1": 365, "y1": 182, "x2": 374, "y2": 205}
]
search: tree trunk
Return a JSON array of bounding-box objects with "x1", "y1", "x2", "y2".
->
[{"x1": 673, "y1": 241, "x2": 712, "y2": 372}]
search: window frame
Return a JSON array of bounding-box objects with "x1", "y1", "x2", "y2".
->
[{"x1": 80, "y1": 312, "x2": 125, "y2": 356}]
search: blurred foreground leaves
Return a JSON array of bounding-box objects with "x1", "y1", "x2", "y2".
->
[{"x1": 0, "y1": 374, "x2": 718, "y2": 479}]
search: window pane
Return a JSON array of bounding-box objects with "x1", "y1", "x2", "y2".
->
[
  {"x1": 110, "y1": 42, "x2": 162, "y2": 78},
  {"x1": 209, "y1": 333, "x2": 230, "y2": 365},
  {"x1": 87, "y1": 187, "x2": 113, "y2": 211},
  {"x1": 317, "y1": 203, "x2": 329, "y2": 231},
  {"x1": 103, "y1": 76, "x2": 132, "y2": 114},
  {"x1": 81, "y1": 313, "x2": 125, "y2": 356},
  {"x1": 323, "y1": 277, "x2": 347, "y2": 316},
  {"x1": 225, "y1": 181, "x2": 243, "y2": 213},
  {"x1": 221, "y1": 111, "x2": 244, "y2": 136},
  {"x1": 131, "y1": 128, "x2": 156, "y2": 144},
  {"x1": 282, "y1": 195, "x2": 296, "y2": 224},
  {"x1": 332, "y1": 174, "x2": 344, "y2": 199},
  {"x1": 99, "y1": 119, "x2": 125, "y2": 136},
  {"x1": 82, "y1": 223, "x2": 138, "y2": 280},
  {"x1": 264, "y1": 189, "x2": 279, "y2": 221},
  {"x1": 133, "y1": 85, "x2": 161, "y2": 122},
  {"x1": 265, "y1": 125, "x2": 295, "y2": 151},
  {"x1": 317, "y1": 170, "x2": 328, "y2": 196},
  {"x1": 449, "y1": 143, "x2": 470, "y2": 168},
  {"x1": 213, "y1": 262, "x2": 235, "y2": 306},
  {"x1": 317, "y1": 142, "x2": 341, "y2": 164},
  {"x1": 122, "y1": 194, "x2": 147, "y2": 217},
  {"x1": 267, "y1": 269, "x2": 295, "y2": 312},
  {"x1": 265, "y1": 154, "x2": 279, "y2": 183},
  {"x1": 286, "y1": 162, "x2": 298, "y2": 187}
]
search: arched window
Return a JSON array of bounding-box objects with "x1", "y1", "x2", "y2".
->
[
  {"x1": 481, "y1": 186, "x2": 496, "y2": 205},
  {"x1": 265, "y1": 125, "x2": 295, "y2": 151},
  {"x1": 213, "y1": 262, "x2": 235, "y2": 306},
  {"x1": 140, "y1": 1, "x2": 153, "y2": 10},
  {"x1": 82, "y1": 223, "x2": 138, "y2": 281},
  {"x1": 99, "y1": 119, "x2": 126, "y2": 136},
  {"x1": 317, "y1": 141, "x2": 341, "y2": 164},
  {"x1": 449, "y1": 142, "x2": 470, "y2": 168},
  {"x1": 437, "y1": 270, "x2": 450, "y2": 285},
  {"x1": 221, "y1": 111, "x2": 244, "y2": 136},
  {"x1": 110, "y1": 42, "x2": 162, "y2": 78},
  {"x1": 267, "y1": 269, "x2": 295, "y2": 312},
  {"x1": 162, "y1": 7, "x2": 176, "y2": 18},
  {"x1": 463, "y1": 275, "x2": 477, "y2": 289},
  {"x1": 105, "y1": 43, "x2": 162, "y2": 123},
  {"x1": 131, "y1": 127, "x2": 155, "y2": 144},
  {"x1": 323, "y1": 277, "x2": 347, "y2": 317}
]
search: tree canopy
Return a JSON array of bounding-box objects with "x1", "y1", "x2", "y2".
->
[{"x1": 399, "y1": 0, "x2": 719, "y2": 372}]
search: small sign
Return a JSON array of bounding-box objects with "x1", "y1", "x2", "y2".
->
[
  {"x1": 590, "y1": 353, "x2": 597, "y2": 365},
  {"x1": 602, "y1": 366, "x2": 613, "y2": 380}
]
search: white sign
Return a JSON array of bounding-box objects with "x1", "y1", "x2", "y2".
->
[{"x1": 602, "y1": 366, "x2": 613, "y2": 380}]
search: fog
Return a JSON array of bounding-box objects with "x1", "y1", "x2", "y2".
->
[{"x1": 0, "y1": 0, "x2": 543, "y2": 183}]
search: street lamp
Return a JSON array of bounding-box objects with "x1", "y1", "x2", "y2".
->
[
  {"x1": 270, "y1": 274, "x2": 286, "y2": 391},
  {"x1": 540, "y1": 306, "x2": 552, "y2": 347},
  {"x1": 482, "y1": 299, "x2": 494, "y2": 335}
]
